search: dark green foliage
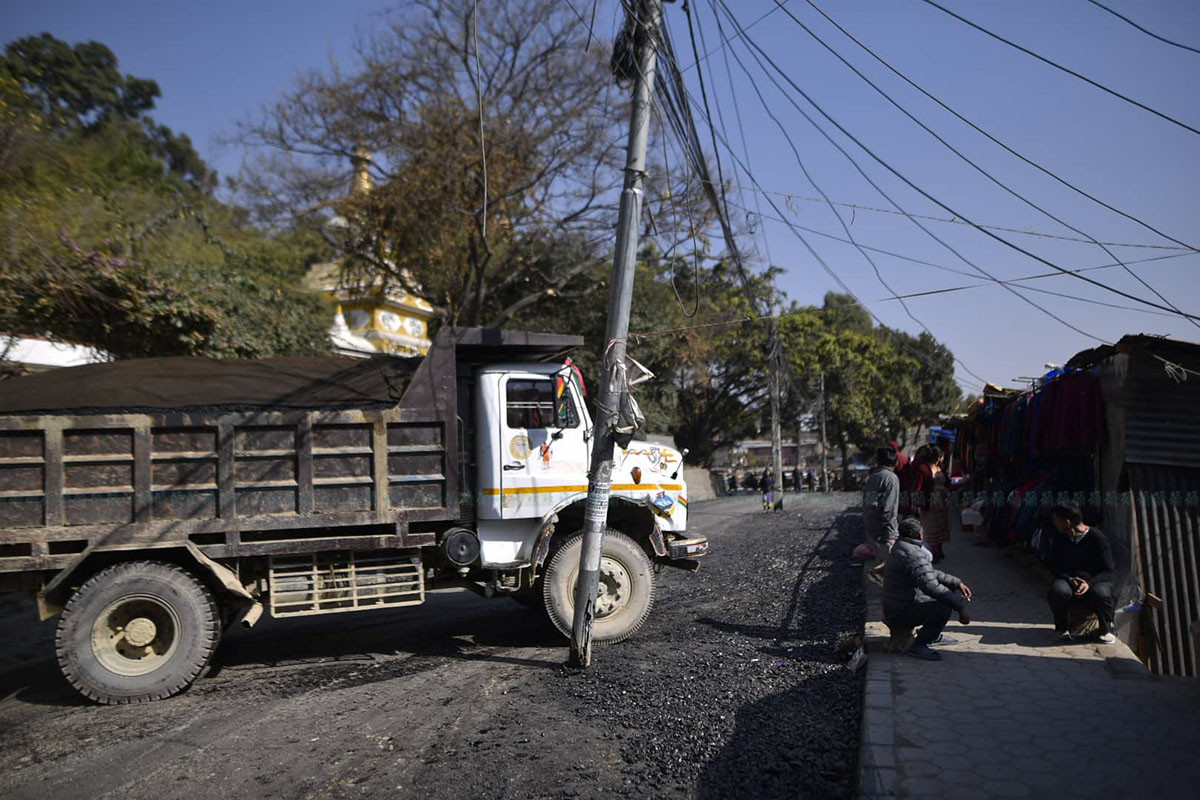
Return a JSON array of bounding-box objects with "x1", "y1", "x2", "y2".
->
[
  {"x1": 1, "y1": 33, "x2": 212, "y2": 188},
  {"x1": 0, "y1": 34, "x2": 330, "y2": 361}
]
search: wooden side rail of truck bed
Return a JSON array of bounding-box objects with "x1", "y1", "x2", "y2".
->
[{"x1": 0, "y1": 407, "x2": 457, "y2": 576}]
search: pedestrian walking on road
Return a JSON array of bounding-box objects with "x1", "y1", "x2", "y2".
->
[
  {"x1": 760, "y1": 468, "x2": 774, "y2": 512},
  {"x1": 883, "y1": 518, "x2": 972, "y2": 661},
  {"x1": 1046, "y1": 502, "x2": 1118, "y2": 644}
]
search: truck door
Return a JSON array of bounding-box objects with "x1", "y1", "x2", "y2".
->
[{"x1": 497, "y1": 373, "x2": 589, "y2": 519}]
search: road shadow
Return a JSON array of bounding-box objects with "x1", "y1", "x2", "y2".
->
[
  {"x1": 4, "y1": 591, "x2": 565, "y2": 707},
  {"x1": 213, "y1": 591, "x2": 564, "y2": 669},
  {"x1": 697, "y1": 668, "x2": 860, "y2": 800},
  {"x1": 697, "y1": 508, "x2": 862, "y2": 649},
  {"x1": 696, "y1": 506, "x2": 864, "y2": 799}
]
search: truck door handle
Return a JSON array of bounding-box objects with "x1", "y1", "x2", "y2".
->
[{"x1": 503, "y1": 463, "x2": 525, "y2": 471}]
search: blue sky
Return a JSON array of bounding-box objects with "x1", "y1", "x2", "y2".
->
[{"x1": 5, "y1": 1, "x2": 1200, "y2": 393}]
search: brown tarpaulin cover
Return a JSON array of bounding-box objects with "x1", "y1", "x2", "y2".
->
[{"x1": 0, "y1": 355, "x2": 419, "y2": 415}]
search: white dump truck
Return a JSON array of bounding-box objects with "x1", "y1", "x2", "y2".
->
[{"x1": 0, "y1": 327, "x2": 707, "y2": 704}]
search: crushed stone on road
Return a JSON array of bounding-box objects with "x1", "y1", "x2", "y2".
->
[{"x1": 0, "y1": 496, "x2": 864, "y2": 799}]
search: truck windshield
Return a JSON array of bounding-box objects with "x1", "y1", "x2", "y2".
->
[{"x1": 506, "y1": 378, "x2": 579, "y2": 429}]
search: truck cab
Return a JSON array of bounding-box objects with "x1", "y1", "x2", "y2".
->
[{"x1": 473, "y1": 362, "x2": 690, "y2": 566}]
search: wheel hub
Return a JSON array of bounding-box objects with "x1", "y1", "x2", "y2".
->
[
  {"x1": 594, "y1": 557, "x2": 631, "y2": 618},
  {"x1": 123, "y1": 617, "x2": 157, "y2": 647},
  {"x1": 90, "y1": 594, "x2": 181, "y2": 677}
]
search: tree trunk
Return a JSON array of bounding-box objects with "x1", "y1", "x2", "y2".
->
[{"x1": 840, "y1": 438, "x2": 849, "y2": 489}]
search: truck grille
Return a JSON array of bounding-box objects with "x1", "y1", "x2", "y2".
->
[{"x1": 267, "y1": 551, "x2": 424, "y2": 617}]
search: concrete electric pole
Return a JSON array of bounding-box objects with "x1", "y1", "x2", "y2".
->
[
  {"x1": 768, "y1": 315, "x2": 784, "y2": 510},
  {"x1": 819, "y1": 370, "x2": 829, "y2": 493},
  {"x1": 569, "y1": 0, "x2": 663, "y2": 669}
]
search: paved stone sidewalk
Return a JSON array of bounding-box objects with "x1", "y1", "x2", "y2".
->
[{"x1": 858, "y1": 530, "x2": 1200, "y2": 799}]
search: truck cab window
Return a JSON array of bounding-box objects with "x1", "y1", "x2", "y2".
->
[{"x1": 506, "y1": 379, "x2": 579, "y2": 429}]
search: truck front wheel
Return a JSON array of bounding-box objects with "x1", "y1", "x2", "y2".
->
[
  {"x1": 542, "y1": 529, "x2": 654, "y2": 644},
  {"x1": 55, "y1": 560, "x2": 220, "y2": 704}
]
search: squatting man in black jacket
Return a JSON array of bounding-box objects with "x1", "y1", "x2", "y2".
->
[
  {"x1": 1046, "y1": 502, "x2": 1117, "y2": 644},
  {"x1": 882, "y1": 518, "x2": 972, "y2": 661}
]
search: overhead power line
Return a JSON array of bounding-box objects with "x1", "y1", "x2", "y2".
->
[
  {"x1": 720, "y1": 194, "x2": 1197, "y2": 303},
  {"x1": 702, "y1": 3, "x2": 985, "y2": 390},
  {"x1": 727, "y1": 184, "x2": 1192, "y2": 251},
  {"x1": 919, "y1": 0, "x2": 1200, "y2": 138},
  {"x1": 1084, "y1": 0, "x2": 1200, "y2": 56},
  {"x1": 710, "y1": 0, "x2": 1112, "y2": 345},
  {"x1": 713, "y1": 0, "x2": 1200, "y2": 325},
  {"x1": 775, "y1": 0, "x2": 1199, "y2": 329},
  {"x1": 572, "y1": 0, "x2": 987, "y2": 391},
  {"x1": 711, "y1": 4, "x2": 989, "y2": 385},
  {"x1": 679, "y1": 1, "x2": 788, "y2": 73},
  {"x1": 798, "y1": 0, "x2": 1200, "y2": 255},
  {"x1": 666, "y1": 8, "x2": 990, "y2": 390}
]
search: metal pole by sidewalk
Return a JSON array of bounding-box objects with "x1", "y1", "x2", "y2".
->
[
  {"x1": 769, "y1": 316, "x2": 783, "y2": 509},
  {"x1": 569, "y1": 0, "x2": 663, "y2": 669},
  {"x1": 819, "y1": 370, "x2": 829, "y2": 493}
]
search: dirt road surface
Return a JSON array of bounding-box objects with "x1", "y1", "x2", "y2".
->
[{"x1": 0, "y1": 495, "x2": 864, "y2": 799}]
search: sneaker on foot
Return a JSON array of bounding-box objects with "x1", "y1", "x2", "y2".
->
[
  {"x1": 931, "y1": 634, "x2": 959, "y2": 646},
  {"x1": 1055, "y1": 630, "x2": 1073, "y2": 643},
  {"x1": 1098, "y1": 632, "x2": 1117, "y2": 644},
  {"x1": 905, "y1": 643, "x2": 942, "y2": 661}
]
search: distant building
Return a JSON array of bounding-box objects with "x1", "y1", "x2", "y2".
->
[
  {"x1": 711, "y1": 431, "x2": 823, "y2": 470},
  {"x1": 1, "y1": 335, "x2": 107, "y2": 373}
]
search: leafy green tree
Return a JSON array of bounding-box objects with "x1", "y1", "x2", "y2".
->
[
  {"x1": 781, "y1": 294, "x2": 930, "y2": 480},
  {"x1": 0, "y1": 33, "x2": 211, "y2": 187},
  {"x1": 883, "y1": 328, "x2": 961, "y2": 445},
  {"x1": 0, "y1": 34, "x2": 331, "y2": 361}
]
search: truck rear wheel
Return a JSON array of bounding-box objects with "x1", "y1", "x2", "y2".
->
[
  {"x1": 55, "y1": 560, "x2": 220, "y2": 704},
  {"x1": 542, "y1": 529, "x2": 654, "y2": 644}
]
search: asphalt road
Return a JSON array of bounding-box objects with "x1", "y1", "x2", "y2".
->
[{"x1": 0, "y1": 494, "x2": 864, "y2": 800}]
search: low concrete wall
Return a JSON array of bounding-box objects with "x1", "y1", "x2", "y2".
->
[{"x1": 683, "y1": 467, "x2": 724, "y2": 502}]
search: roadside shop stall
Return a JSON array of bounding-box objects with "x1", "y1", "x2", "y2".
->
[{"x1": 943, "y1": 335, "x2": 1200, "y2": 677}]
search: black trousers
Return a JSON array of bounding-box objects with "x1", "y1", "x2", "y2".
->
[
  {"x1": 1048, "y1": 578, "x2": 1115, "y2": 633},
  {"x1": 886, "y1": 596, "x2": 953, "y2": 646}
]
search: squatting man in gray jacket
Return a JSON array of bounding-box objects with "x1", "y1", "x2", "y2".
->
[{"x1": 883, "y1": 518, "x2": 972, "y2": 661}]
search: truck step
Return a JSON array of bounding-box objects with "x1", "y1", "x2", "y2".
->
[{"x1": 267, "y1": 551, "x2": 424, "y2": 617}]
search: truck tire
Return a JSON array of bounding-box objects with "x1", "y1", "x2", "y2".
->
[
  {"x1": 542, "y1": 529, "x2": 654, "y2": 644},
  {"x1": 55, "y1": 560, "x2": 220, "y2": 704}
]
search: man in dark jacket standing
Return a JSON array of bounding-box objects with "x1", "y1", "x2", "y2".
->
[
  {"x1": 1046, "y1": 503, "x2": 1117, "y2": 644},
  {"x1": 883, "y1": 518, "x2": 972, "y2": 660}
]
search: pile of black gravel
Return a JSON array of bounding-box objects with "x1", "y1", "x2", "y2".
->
[{"x1": 541, "y1": 499, "x2": 866, "y2": 798}]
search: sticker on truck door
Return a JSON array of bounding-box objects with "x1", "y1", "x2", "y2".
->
[{"x1": 509, "y1": 435, "x2": 531, "y2": 460}]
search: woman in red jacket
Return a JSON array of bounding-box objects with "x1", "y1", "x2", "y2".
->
[{"x1": 914, "y1": 447, "x2": 951, "y2": 562}]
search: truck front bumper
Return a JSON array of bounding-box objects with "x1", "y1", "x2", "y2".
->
[{"x1": 667, "y1": 536, "x2": 709, "y2": 559}]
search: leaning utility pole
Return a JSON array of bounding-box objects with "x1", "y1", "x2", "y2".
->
[
  {"x1": 819, "y1": 370, "x2": 829, "y2": 493},
  {"x1": 569, "y1": 0, "x2": 663, "y2": 669},
  {"x1": 768, "y1": 313, "x2": 784, "y2": 509}
]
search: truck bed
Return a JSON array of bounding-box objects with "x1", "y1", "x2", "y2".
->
[{"x1": 0, "y1": 328, "x2": 582, "y2": 576}]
